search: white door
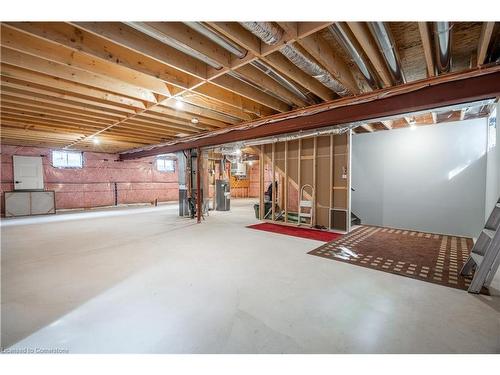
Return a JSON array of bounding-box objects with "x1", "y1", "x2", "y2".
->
[{"x1": 13, "y1": 156, "x2": 44, "y2": 190}]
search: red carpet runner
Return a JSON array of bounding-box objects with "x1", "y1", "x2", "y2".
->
[{"x1": 247, "y1": 223, "x2": 342, "y2": 242}]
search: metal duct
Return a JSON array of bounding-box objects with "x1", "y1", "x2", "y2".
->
[
  {"x1": 280, "y1": 44, "x2": 351, "y2": 96},
  {"x1": 328, "y1": 23, "x2": 380, "y2": 89},
  {"x1": 241, "y1": 22, "x2": 283, "y2": 45},
  {"x1": 250, "y1": 60, "x2": 317, "y2": 104},
  {"x1": 241, "y1": 22, "x2": 350, "y2": 97},
  {"x1": 184, "y1": 22, "x2": 248, "y2": 59},
  {"x1": 125, "y1": 22, "x2": 223, "y2": 69},
  {"x1": 433, "y1": 22, "x2": 452, "y2": 74},
  {"x1": 368, "y1": 22, "x2": 406, "y2": 84}
]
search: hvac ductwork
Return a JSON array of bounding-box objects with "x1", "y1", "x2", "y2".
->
[
  {"x1": 433, "y1": 22, "x2": 452, "y2": 74},
  {"x1": 241, "y1": 22, "x2": 283, "y2": 45},
  {"x1": 184, "y1": 22, "x2": 248, "y2": 59},
  {"x1": 125, "y1": 22, "x2": 223, "y2": 69},
  {"x1": 328, "y1": 23, "x2": 380, "y2": 89},
  {"x1": 280, "y1": 45, "x2": 351, "y2": 96},
  {"x1": 368, "y1": 22, "x2": 406, "y2": 85},
  {"x1": 241, "y1": 21, "x2": 351, "y2": 97}
]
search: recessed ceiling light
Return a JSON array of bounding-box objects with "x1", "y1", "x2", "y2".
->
[
  {"x1": 92, "y1": 138, "x2": 100, "y2": 144},
  {"x1": 176, "y1": 133, "x2": 189, "y2": 138},
  {"x1": 191, "y1": 117, "x2": 199, "y2": 124}
]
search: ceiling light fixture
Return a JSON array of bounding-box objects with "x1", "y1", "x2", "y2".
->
[
  {"x1": 191, "y1": 117, "x2": 199, "y2": 124},
  {"x1": 175, "y1": 99, "x2": 184, "y2": 109},
  {"x1": 92, "y1": 137, "x2": 100, "y2": 144}
]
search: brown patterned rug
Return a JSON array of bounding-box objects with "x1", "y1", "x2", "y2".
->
[{"x1": 308, "y1": 225, "x2": 478, "y2": 292}]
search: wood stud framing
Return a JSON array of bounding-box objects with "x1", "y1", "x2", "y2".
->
[{"x1": 258, "y1": 134, "x2": 350, "y2": 232}]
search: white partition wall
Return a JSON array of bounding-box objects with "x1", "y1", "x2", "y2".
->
[
  {"x1": 351, "y1": 118, "x2": 488, "y2": 237},
  {"x1": 485, "y1": 104, "x2": 499, "y2": 221}
]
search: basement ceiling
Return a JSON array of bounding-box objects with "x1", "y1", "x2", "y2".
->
[{"x1": 0, "y1": 22, "x2": 498, "y2": 153}]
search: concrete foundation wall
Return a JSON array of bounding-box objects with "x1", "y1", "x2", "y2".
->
[{"x1": 1, "y1": 145, "x2": 178, "y2": 213}]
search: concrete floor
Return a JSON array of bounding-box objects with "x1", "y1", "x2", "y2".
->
[{"x1": 1, "y1": 199, "x2": 499, "y2": 353}]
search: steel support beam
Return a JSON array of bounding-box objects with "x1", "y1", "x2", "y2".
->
[{"x1": 120, "y1": 66, "x2": 500, "y2": 160}]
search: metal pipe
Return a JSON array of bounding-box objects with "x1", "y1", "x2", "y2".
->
[
  {"x1": 251, "y1": 60, "x2": 317, "y2": 104},
  {"x1": 125, "y1": 22, "x2": 223, "y2": 69},
  {"x1": 184, "y1": 22, "x2": 248, "y2": 59},
  {"x1": 368, "y1": 22, "x2": 406, "y2": 84},
  {"x1": 328, "y1": 23, "x2": 380, "y2": 89},
  {"x1": 433, "y1": 22, "x2": 452, "y2": 74},
  {"x1": 227, "y1": 70, "x2": 295, "y2": 106}
]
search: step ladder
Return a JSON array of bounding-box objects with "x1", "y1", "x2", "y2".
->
[
  {"x1": 298, "y1": 184, "x2": 314, "y2": 227},
  {"x1": 460, "y1": 197, "x2": 500, "y2": 293}
]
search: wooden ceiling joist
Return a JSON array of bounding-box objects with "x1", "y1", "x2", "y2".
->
[
  {"x1": 3, "y1": 22, "x2": 197, "y2": 90},
  {"x1": 0, "y1": 65, "x2": 147, "y2": 110},
  {"x1": 0, "y1": 77, "x2": 138, "y2": 116},
  {"x1": 1, "y1": 48, "x2": 158, "y2": 103},
  {"x1": 1, "y1": 94, "x2": 124, "y2": 123},
  {"x1": 192, "y1": 82, "x2": 277, "y2": 117},
  {"x1": 211, "y1": 74, "x2": 290, "y2": 112},
  {"x1": 380, "y1": 120, "x2": 393, "y2": 130},
  {"x1": 235, "y1": 64, "x2": 308, "y2": 107},
  {"x1": 418, "y1": 22, "x2": 435, "y2": 77},
  {"x1": 1, "y1": 21, "x2": 496, "y2": 153},
  {"x1": 347, "y1": 22, "x2": 393, "y2": 87},
  {"x1": 146, "y1": 105, "x2": 228, "y2": 129},
  {"x1": 1, "y1": 25, "x2": 171, "y2": 97},
  {"x1": 71, "y1": 22, "x2": 208, "y2": 79},
  {"x1": 477, "y1": 22, "x2": 496, "y2": 66},
  {"x1": 1, "y1": 103, "x2": 115, "y2": 126},
  {"x1": 179, "y1": 92, "x2": 253, "y2": 121}
]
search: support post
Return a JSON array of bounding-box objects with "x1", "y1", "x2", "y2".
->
[
  {"x1": 196, "y1": 147, "x2": 201, "y2": 224},
  {"x1": 297, "y1": 139, "x2": 302, "y2": 225},
  {"x1": 329, "y1": 134, "x2": 333, "y2": 230},
  {"x1": 313, "y1": 137, "x2": 317, "y2": 227},
  {"x1": 284, "y1": 141, "x2": 288, "y2": 223},
  {"x1": 271, "y1": 143, "x2": 276, "y2": 221},
  {"x1": 259, "y1": 145, "x2": 264, "y2": 220}
]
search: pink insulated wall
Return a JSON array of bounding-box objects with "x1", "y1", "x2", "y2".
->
[{"x1": 1, "y1": 145, "x2": 179, "y2": 214}]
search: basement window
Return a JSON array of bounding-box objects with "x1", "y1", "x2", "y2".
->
[
  {"x1": 52, "y1": 150, "x2": 83, "y2": 168},
  {"x1": 156, "y1": 158, "x2": 175, "y2": 172}
]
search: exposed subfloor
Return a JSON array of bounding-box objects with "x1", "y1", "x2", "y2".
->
[{"x1": 1, "y1": 199, "x2": 499, "y2": 353}]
